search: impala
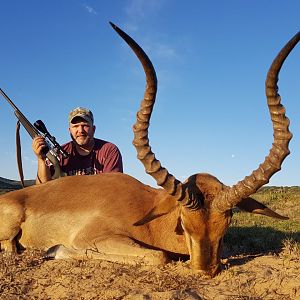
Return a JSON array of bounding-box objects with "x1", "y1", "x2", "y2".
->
[{"x1": 0, "y1": 24, "x2": 299, "y2": 277}]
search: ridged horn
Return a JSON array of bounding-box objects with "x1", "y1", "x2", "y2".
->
[
  {"x1": 212, "y1": 32, "x2": 300, "y2": 212},
  {"x1": 110, "y1": 22, "x2": 186, "y2": 202}
]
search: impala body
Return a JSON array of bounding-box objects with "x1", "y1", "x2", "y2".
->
[
  {"x1": 0, "y1": 172, "x2": 232, "y2": 275},
  {"x1": 0, "y1": 25, "x2": 299, "y2": 277}
]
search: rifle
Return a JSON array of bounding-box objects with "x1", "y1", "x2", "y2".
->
[{"x1": 0, "y1": 88, "x2": 68, "y2": 184}]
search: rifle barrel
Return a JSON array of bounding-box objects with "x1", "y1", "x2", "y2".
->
[
  {"x1": 0, "y1": 88, "x2": 36, "y2": 130},
  {"x1": 0, "y1": 88, "x2": 20, "y2": 111}
]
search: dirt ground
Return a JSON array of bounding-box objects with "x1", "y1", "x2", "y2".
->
[{"x1": 0, "y1": 248, "x2": 299, "y2": 300}]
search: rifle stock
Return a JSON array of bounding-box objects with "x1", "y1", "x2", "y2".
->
[{"x1": 14, "y1": 111, "x2": 39, "y2": 139}]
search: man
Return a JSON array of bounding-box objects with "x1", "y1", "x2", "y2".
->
[{"x1": 32, "y1": 107, "x2": 123, "y2": 184}]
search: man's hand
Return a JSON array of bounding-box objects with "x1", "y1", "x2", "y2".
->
[
  {"x1": 32, "y1": 136, "x2": 48, "y2": 159},
  {"x1": 32, "y1": 136, "x2": 52, "y2": 184}
]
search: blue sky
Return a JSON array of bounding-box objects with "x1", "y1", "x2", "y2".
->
[{"x1": 0, "y1": 0, "x2": 299, "y2": 187}]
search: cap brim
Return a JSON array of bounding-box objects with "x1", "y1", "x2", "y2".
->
[{"x1": 70, "y1": 114, "x2": 93, "y2": 125}]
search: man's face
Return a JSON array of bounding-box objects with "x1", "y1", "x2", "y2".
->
[{"x1": 69, "y1": 117, "x2": 95, "y2": 147}]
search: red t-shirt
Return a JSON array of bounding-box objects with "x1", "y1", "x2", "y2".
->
[{"x1": 49, "y1": 138, "x2": 123, "y2": 176}]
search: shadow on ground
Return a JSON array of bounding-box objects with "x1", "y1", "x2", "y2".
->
[{"x1": 224, "y1": 225, "x2": 299, "y2": 257}]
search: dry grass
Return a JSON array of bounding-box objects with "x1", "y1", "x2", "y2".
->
[{"x1": 224, "y1": 187, "x2": 300, "y2": 257}]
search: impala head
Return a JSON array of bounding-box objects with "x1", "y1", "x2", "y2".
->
[
  {"x1": 111, "y1": 22, "x2": 299, "y2": 277},
  {"x1": 178, "y1": 174, "x2": 231, "y2": 277}
]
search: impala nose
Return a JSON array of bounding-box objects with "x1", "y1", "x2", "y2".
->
[{"x1": 192, "y1": 263, "x2": 222, "y2": 278}]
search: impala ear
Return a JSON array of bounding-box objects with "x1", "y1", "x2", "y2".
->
[
  {"x1": 134, "y1": 196, "x2": 178, "y2": 226},
  {"x1": 236, "y1": 197, "x2": 288, "y2": 220}
]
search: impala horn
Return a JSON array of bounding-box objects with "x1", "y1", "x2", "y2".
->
[
  {"x1": 110, "y1": 22, "x2": 192, "y2": 205},
  {"x1": 212, "y1": 32, "x2": 300, "y2": 212}
]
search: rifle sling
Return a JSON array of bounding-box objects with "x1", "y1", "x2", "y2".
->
[{"x1": 16, "y1": 120, "x2": 25, "y2": 188}]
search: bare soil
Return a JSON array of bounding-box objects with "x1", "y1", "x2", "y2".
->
[{"x1": 0, "y1": 248, "x2": 299, "y2": 300}]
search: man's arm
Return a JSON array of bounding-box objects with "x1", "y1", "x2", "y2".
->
[{"x1": 32, "y1": 136, "x2": 52, "y2": 184}]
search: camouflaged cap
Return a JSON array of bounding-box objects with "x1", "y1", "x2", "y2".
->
[{"x1": 69, "y1": 107, "x2": 94, "y2": 125}]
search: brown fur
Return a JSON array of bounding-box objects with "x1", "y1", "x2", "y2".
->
[{"x1": 0, "y1": 172, "x2": 283, "y2": 277}]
